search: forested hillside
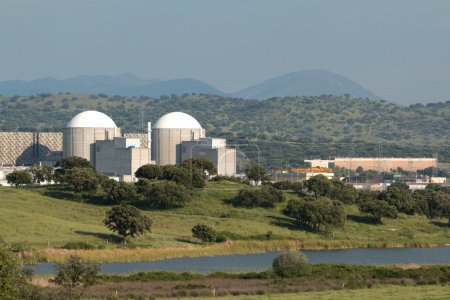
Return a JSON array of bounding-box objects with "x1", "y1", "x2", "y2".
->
[{"x1": 1, "y1": 93, "x2": 449, "y2": 166}]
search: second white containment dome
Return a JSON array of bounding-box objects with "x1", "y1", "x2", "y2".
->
[
  {"x1": 152, "y1": 112, "x2": 205, "y2": 165},
  {"x1": 66, "y1": 110, "x2": 117, "y2": 128},
  {"x1": 153, "y1": 112, "x2": 202, "y2": 129}
]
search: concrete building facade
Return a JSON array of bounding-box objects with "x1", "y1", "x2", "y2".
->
[
  {"x1": 334, "y1": 157, "x2": 437, "y2": 172},
  {"x1": 181, "y1": 138, "x2": 236, "y2": 176},
  {"x1": 95, "y1": 137, "x2": 150, "y2": 182}
]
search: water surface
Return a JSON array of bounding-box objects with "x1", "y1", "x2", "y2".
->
[{"x1": 30, "y1": 246, "x2": 450, "y2": 275}]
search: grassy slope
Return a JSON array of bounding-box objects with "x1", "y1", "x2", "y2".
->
[
  {"x1": 1, "y1": 181, "x2": 449, "y2": 262},
  {"x1": 178, "y1": 285, "x2": 450, "y2": 300}
]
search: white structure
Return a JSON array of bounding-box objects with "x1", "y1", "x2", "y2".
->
[
  {"x1": 151, "y1": 112, "x2": 205, "y2": 166},
  {"x1": 95, "y1": 137, "x2": 150, "y2": 182},
  {"x1": 63, "y1": 111, "x2": 120, "y2": 165},
  {"x1": 181, "y1": 138, "x2": 236, "y2": 176}
]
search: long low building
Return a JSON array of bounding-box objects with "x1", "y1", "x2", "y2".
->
[{"x1": 334, "y1": 157, "x2": 437, "y2": 172}]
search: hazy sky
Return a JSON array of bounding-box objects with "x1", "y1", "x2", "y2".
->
[{"x1": 1, "y1": 0, "x2": 450, "y2": 104}]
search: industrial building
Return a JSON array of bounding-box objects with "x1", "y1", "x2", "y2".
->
[
  {"x1": 333, "y1": 157, "x2": 437, "y2": 172},
  {"x1": 181, "y1": 138, "x2": 236, "y2": 176},
  {"x1": 0, "y1": 110, "x2": 236, "y2": 181},
  {"x1": 306, "y1": 158, "x2": 437, "y2": 172}
]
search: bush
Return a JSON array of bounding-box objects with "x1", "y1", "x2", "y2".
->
[
  {"x1": 101, "y1": 179, "x2": 137, "y2": 204},
  {"x1": 231, "y1": 185, "x2": 283, "y2": 208},
  {"x1": 380, "y1": 186, "x2": 414, "y2": 214},
  {"x1": 143, "y1": 180, "x2": 191, "y2": 209},
  {"x1": 192, "y1": 224, "x2": 216, "y2": 243},
  {"x1": 272, "y1": 252, "x2": 312, "y2": 278},
  {"x1": 6, "y1": 170, "x2": 32, "y2": 188},
  {"x1": 104, "y1": 205, "x2": 152, "y2": 242},
  {"x1": 135, "y1": 164, "x2": 163, "y2": 180},
  {"x1": 283, "y1": 198, "x2": 346, "y2": 231},
  {"x1": 358, "y1": 200, "x2": 398, "y2": 223},
  {"x1": 62, "y1": 242, "x2": 96, "y2": 250},
  {"x1": 52, "y1": 255, "x2": 100, "y2": 299},
  {"x1": 0, "y1": 244, "x2": 35, "y2": 299}
]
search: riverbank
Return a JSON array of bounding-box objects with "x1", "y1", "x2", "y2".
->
[{"x1": 23, "y1": 241, "x2": 450, "y2": 264}]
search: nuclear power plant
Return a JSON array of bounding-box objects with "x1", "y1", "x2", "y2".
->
[{"x1": 0, "y1": 110, "x2": 237, "y2": 181}]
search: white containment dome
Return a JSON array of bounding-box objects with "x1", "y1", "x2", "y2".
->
[
  {"x1": 153, "y1": 112, "x2": 202, "y2": 129},
  {"x1": 63, "y1": 110, "x2": 119, "y2": 164},
  {"x1": 152, "y1": 112, "x2": 205, "y2": 166},
  {"x1": 66, "y1": 110, "x2": 117, "y2": 128}
]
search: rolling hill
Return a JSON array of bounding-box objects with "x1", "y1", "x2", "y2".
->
[
  {"x1": 232, "y1": 70, "x2": 381, "y2": 100},
  {"x1": 0, "y1": 70, "x2": 379, "y2": 100},
  {"x1": 0, "y1": 93, "x2": 449, "y2": 166}
]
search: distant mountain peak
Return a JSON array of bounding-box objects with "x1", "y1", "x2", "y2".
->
[{"x1": 232, "y1": 70, "x2": 381, "y2": 100}]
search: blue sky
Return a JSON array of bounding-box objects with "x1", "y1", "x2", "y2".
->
[{"x1": 1, "y1": 0, "x2": 449, "y2": 103}]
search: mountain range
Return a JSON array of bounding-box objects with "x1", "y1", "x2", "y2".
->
[{"x1": 0, "y1": 70, "x2": 380, "y2": 100}]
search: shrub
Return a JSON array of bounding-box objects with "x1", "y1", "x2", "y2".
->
[
  {"x1": 272, "y1": 252, "x2": 312, "y2": 278},
  {"x1": 191, "y1": 224, "x2": 216, "y2": 243},
  {"x1": 52, "y1": 255, "x2": 100, "y2": 299},
  {"x1": 6, "y1": 170, "x2": 32, "y2": 188},
  {"x1": 283, "y1": 198, "x2": 346, "y2": 231},
  {"x1": 101, "y1": 179, "x2": 137, "y2": 204},
  {"x1": 104, "y1": 205, "x2": 152, "y2": 242},
  {"x1": 143, "y1": 180, "x2": 191, "y2": 209},
  {"x1": 0, "y1": 244, "x2": 35, "y2": 300},
  {"x1": 135, "y1": 164, "x2": 163, "y2": 180},
  {"x1": 358, "y1": 200, "x2": 398, "y2": 223},
  {"x1": 231, "y1": 186, "x2": 283, "y2": 208},
  {"x1": 380, "y1": 186, "x2": 414, "y2": 214},
  {"x1": 62, "y1": 242, "x2": 96, "y2": 250}
]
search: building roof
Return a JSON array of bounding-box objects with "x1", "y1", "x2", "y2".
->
[
  {"x1": 66, "y1": 110, "x2": 117, "y2": 128},
  {"x1": 153, "y1": 112, "x2": 202, "y2": 129}
]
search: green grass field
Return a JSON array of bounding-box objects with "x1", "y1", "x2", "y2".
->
[
  {"x1": 178, "y1": 285, "x2": 450, "y2": 300},
  {"x1": 1, "y1": 181, "x2": 449, "y2": 262}
]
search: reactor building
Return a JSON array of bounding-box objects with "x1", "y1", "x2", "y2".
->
[{"x1": 0, "y1": 110, "x2": 236, "y2": 181}]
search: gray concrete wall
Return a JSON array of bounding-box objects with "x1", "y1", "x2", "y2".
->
[
  {"x1": 152, "y1": 128, "x2": 204, "y2": 166},
  {"x1": 181, "y1": 141, "x2": 236, "y2": 176},
  {"x1": 95, "y1": 140, "x2": 150, "y2": 181},
  {"x1": 63, "y1": 127, "x2": 118, "y2": 165},
  {"x1": 0, "y1": 132, "x2": 63, "y2": 166}
]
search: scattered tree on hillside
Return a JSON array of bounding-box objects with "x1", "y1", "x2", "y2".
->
[
  {"x1": 231, "y1": 185, "x2": 283, "y2": 208},
  {"x1": 283, "y1": 198, "x2": 346, "y2": 231},
  {"x1": 103, "y1": 205, "x2": 152, "y2": 242},
  {"x1": 181, "y1": 158, "x2": 217, "y2": 177},
  {"x1": 245, "y1": 164, "x2": 270, "y2": 183},
  {"x1": 135, "y1": 164, "x2": 163, "y2": 181},
  {"x1": 6, "y1": 170, "x2": 32, "y2": 188},
  {"x1": 358, "y1": 200, "x2": 398, "y2": 223},
  {"x1": 379, "y1": 187, "x2": 414, "y2": 214},
  {"x1": 55, "y1": 156, "x2": 92, "y2": 170},
  {"x1": 142, "y1": 180, "x2": 191, "y2": 209},
  {"x1": 191, "y1": 224, "x2": 216, "y2": 243},
  {"x1": 101, "y1": 179, "x2": 137, "y2": 204},
  {"x1": 63, "y1": 167, "x2": 101, "y2": 196},
  {"x1": 29, "y1": 165, "x2": 53, "y2": 184},
  {"x1": 304, "y1": 175, "x2": 333, "y2": 197}
]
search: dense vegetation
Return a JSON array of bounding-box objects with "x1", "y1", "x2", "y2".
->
[{"x1": 1, "y1": 93, "x2": 449, "y2": 166}]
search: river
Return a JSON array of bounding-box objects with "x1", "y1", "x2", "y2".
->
[{"x1": 29, "y1": 246, "x2": 450, "y2": 275}]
